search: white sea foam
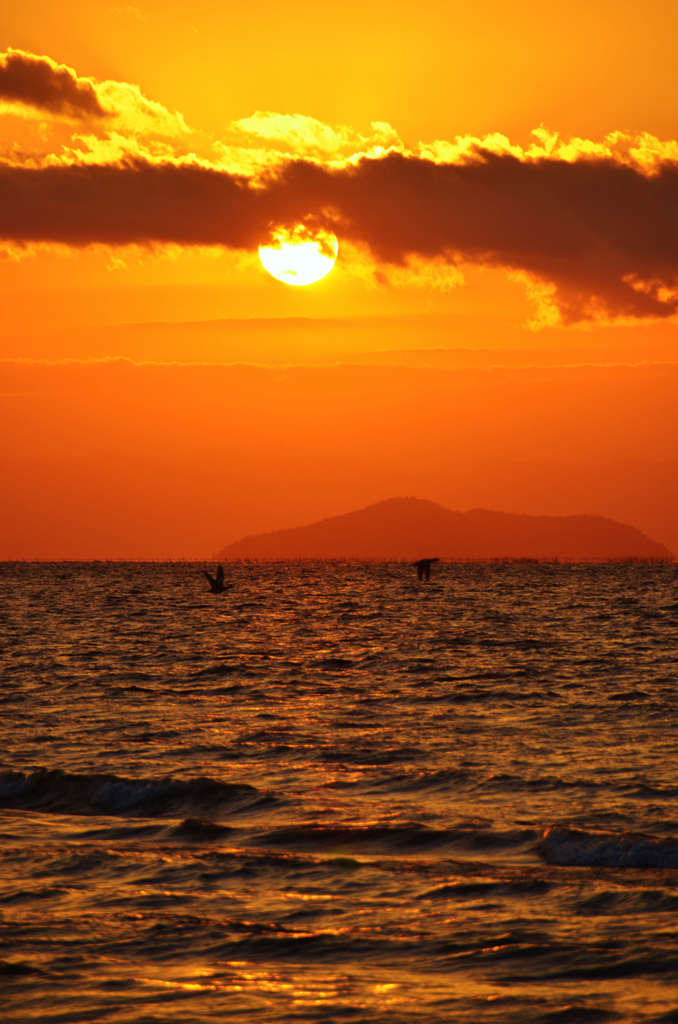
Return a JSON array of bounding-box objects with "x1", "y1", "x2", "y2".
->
[{"x1": 538, "y1": 825, "x2": 678, "y2": 868}]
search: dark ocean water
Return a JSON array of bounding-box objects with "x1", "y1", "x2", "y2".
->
[{"x1": 2, "y1": 560, "x2": 678, "y2": 1023}]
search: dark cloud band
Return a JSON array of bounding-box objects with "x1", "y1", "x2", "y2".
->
[
  {"x1": 2, "y1": 150, "x2": 678, "y2": 322},
  {"x1": 274, "y1": 153, "x2": 678, "y2": 323},
  {"x1": 0, "y1": 50, "x2": 109, "y2": 119}
]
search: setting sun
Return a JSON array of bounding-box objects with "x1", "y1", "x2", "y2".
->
[{"x1": 258, "y1": 227, "x2": 338, "y2": 286}]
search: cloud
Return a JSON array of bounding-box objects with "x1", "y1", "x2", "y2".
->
[
  {"x1": 0, "y1": 51, "x2": 397, "y2": 173},
  {"x1": 281, "y1": 151, "x2": 678, "y2": 323},
  {"x1": 230, "y1": 112, "x2": 400, "y2": 162},
  {"x1": 0, "y1": 160, "x2": 261, "y2": 248},
  {"x1": 4, "y1": 149, "x2": 678, "y2": 323},
  {"x1": 2, "y1": 47, "x2": 678, "y2": 324},
  {"x1": 0, "y1": 50, "x2": 109, "y2": 120},
  {"x1": 93, "y1": 80, "x2": 188, "y2": 138},
  {"x1": 0, "y1": 49, "x2": 188, "y2": 143}
]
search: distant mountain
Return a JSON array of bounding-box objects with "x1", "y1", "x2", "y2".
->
[{"x1": 214, "y1": 497, "x2": 674, "y2": 561}]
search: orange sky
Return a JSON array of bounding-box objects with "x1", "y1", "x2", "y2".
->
[{"x1": 2, "y1": 2, "x2": 678, "y2": 557}]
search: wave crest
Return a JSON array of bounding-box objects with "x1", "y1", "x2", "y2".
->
[
  {"x1": 538, "y1": 825, "x2": 678, "y2": 868},
  {"x1": 0, "y1": 767, "x2": 270, "y2": 819}
]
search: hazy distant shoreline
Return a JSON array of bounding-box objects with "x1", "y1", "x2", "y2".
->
[{"x1": 2, "y1": 555, "x2": 673, "y2": 564}]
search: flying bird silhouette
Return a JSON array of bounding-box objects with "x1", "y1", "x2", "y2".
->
[
  {"x1": 414, "y1": 558, "x2": 439, "y2": 581},
  {"x1": 204, "y1": 564, "x2": 231, "y2": 594}
]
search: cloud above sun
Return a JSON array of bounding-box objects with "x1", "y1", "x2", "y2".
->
[{"x1": 4, "y1": 48, "x2": 678, "y2": 324}]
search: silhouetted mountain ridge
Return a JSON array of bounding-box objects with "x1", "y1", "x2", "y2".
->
[{"x1": 214, "y1": 498, "x2": 673, "y2": 561}]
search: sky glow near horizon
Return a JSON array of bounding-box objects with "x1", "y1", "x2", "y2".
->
[{"x1": 2, "y1": 2, "x2": 678, "y2": 559}]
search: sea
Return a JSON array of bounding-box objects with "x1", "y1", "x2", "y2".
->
[{"x1": 2, "y1": 560, "x2": 678, "y2": 1023}]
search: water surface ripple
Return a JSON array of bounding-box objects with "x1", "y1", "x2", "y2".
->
[{"x1": 2, "y1": 561, "x2": 678, "y2": 1022}]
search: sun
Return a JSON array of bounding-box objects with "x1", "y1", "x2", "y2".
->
[{"x1": 259, "y1": 226, "x2": 338, "y2": 286}]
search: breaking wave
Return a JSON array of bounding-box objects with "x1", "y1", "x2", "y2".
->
[
  {"x1": 538, "y1": 825, "x2": 678, "y2": 868},
  {"x1": 259, "y1": 822, "x2": 535, "y2": 854},
  {"x1": 0, "y1": 767, "x2": 272, "y2": 819}
]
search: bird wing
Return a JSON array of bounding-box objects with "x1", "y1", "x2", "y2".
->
[
  {"x1": 204, "y1": 571, "x2": 214, "y2": 585},
  {"x1": 216, "y1": 564, "x2": 224, "y2": 584}
]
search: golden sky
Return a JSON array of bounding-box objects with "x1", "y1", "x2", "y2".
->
[{"x1": 2, "y1": 2, "x2": 678, "y2": 557}]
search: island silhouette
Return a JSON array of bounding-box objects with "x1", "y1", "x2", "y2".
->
[{"x1": 213, "y1": 498, "x2": 673, "y2": 561}]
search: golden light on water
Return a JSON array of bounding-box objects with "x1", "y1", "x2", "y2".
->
[{"x1": 259, "y1": 226, "x2": 338, "y2": 286}]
